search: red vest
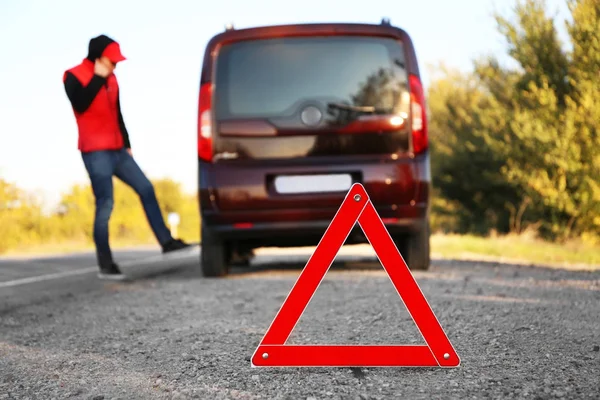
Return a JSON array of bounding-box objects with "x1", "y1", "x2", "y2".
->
[{"x1": 64, "y1": 59, "x2": 124, "y2": 152}]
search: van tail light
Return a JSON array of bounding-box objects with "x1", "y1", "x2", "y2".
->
[
  {"x1": 409, "y1": 74, "x2": 428, "y2": 155},
  {"x1": 198, "y1": 83, "x2": 213, "y2": 162}
]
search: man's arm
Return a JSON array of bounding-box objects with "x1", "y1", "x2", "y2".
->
[
  {"x1": 63, "y1": 72, "x2": 106, "y2": 113},
  {"x1": 116, "y1": 93, "x2": 131, "y2": 149}
]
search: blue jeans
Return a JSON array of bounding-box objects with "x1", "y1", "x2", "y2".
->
[{"x1": 81, "y1": 148, "x2": 172, "y2": 267}]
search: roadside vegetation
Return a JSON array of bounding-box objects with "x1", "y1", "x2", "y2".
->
[
  {"x1": 0, "y1": 177, "x2": 201, "y2": 255},
  {"x1": 1, "y1": 0, "x2": 599, "y2": 268}
]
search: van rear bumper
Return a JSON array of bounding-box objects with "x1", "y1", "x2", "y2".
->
[{"x1": 201, "y1": 205, "x2": 427, "y2": 248}]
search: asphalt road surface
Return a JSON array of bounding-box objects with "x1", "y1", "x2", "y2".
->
[{"x1": 0, "y1": 245, "x2": 599, "y2": 399}]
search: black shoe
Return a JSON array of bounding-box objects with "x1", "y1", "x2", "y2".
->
[
  {"x1": 98, "y1": 262, "x2": 126, "y2": 281},
  {"x1": 162, "y1": 238, "x2": 192, "y2": 254}
]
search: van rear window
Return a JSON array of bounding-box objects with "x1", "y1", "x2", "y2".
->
[{"x1": 214, "y1": 36, "x2": 408, "y2": 121}]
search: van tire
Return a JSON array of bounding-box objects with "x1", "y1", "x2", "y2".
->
[
  {"x1": 200, "y1": 223, "x2": 230, "y2": 277},
  {"x1": 397, "y1": 222, "x2": 431, "y2": 271}
]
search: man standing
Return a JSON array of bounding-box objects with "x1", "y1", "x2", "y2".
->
[{"x1": 63, "y1": 34, "x2": 191, "y2": 280}]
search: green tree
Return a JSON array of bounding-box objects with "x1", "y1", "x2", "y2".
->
[
  {"x1": 0, "y1": 178, "x2": 45, "y2": 252},
  {"x1": 562, "y1": 0, "x2": 600, "y2": 240},
  {"x1": 428, "y1": 0, "x2": 600, "y2": 242},
  {"x1": 480, "y1": 0, "x2": 600, "y2": 239},
  {"x1": 428, "y1": 65, "x2": 521, "y2": 235}
]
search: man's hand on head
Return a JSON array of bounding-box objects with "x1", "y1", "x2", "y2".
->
[{"x1": 94, "y1": 59, "x2": 111, "y2": 78}]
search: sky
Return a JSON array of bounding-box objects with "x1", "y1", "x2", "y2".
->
[{"x1": 0, "y1": 0, "x2": 571, "y2": 210}]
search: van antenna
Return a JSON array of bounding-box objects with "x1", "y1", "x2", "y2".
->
[{"x1": 381, "y1": 17, "x2": 391, "y2": 26}]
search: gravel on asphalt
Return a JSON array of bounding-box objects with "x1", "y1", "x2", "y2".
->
[{"x1": 1, "y1": 254, "x2": 599, "y2": 399}]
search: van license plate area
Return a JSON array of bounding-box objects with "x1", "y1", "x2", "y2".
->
[{"x1": 273, "y1": 174, "x2": 352, "y2": 194}]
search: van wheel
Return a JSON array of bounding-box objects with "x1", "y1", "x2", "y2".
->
[
  {"x1": 397, "y1": 222, "x2": 430, "y2": 271},
  {"x1": 200, "y1": 223, "x2": 230, "y2": 277}
]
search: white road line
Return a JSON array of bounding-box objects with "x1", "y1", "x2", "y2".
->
[
  {"x1": 0, "y1": 246, "x2": 200, "y2": 289},
  {"x1": 0, "y1": 267, "x2": 98, "y2": 288}
]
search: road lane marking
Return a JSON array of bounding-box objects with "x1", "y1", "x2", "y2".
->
[
  {"x1": 0, "y1": 267, "x2": 98, "y2": 288},
  {"x1": 0, "y1": 246, "x2": 200, "y2": 289}
]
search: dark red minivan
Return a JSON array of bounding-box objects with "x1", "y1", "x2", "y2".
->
[{"x1": 197, "y1": 20, "x2": 431, "y2": 277}]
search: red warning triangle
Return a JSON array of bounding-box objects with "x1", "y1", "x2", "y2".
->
[{"x1": 251, "y1": 183, "x2": 460, "y2": 368}]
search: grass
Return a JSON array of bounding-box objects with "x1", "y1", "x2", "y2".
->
[
  {"x1": 431, "y1": 233, "x2": 600, "y2": 270},
  {"x1": 2, "y1": 233, "x2": 599, "y2": 271}
]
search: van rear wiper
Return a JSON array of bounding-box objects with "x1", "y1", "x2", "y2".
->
[
  {"x1": 327, "y1": 102, "x2": 391, "y2": 114},
  {"x1": 327, "y1": 102, "x2": 378, "y2": 113},
  {"x1": 327, "y1": 102, "x2": 391, "y2": 125}
]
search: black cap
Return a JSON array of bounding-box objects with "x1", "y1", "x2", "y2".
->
[{"x1": 86, "y1": 34, "x2": 116, "y2": 61}]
